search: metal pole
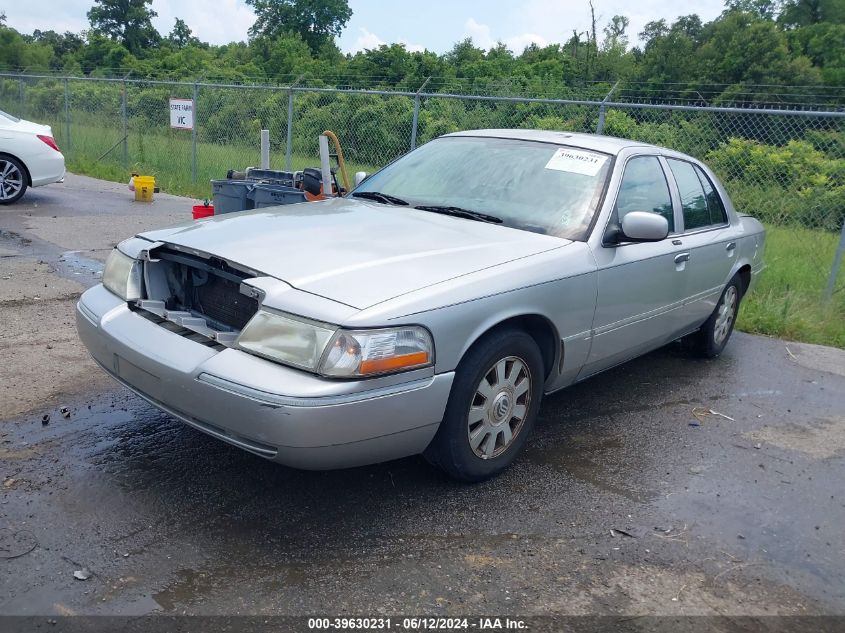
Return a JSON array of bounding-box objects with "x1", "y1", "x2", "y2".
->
[
  {"x1": 64, "y1": 78, "x2": 71, "y2": 154},
  {"x1": 121, "y1": 80, "x2": 128, "y2": 168},
  {"x1": 191, "y1": 82, "x2": 198, "y2": 183},
  {"x1": 260, "y1": 129, "x2": 270, "y2": 169},
  {"x1": 595, "y1": 80, "x2": 620, "y2": 135},
  {"x1": 411, "y1": 96, "x2": 421, "y2": 150},
  {"x1": 596, "y1": 105, "x2": 606, "y2": 135},
  {"x1": 18, "y1": 77, "x2": 24, "y2": 115},
  {"x1": 285, "y1": 89, "x2": 294, "y2": 171},
  {"x1": 410, "y1": 77, "x2": 431, "y2": 151},
  {"x1": 319, "y1": 134, "x2": 332, "y2": 196},
  {"x1": 825, "y1": 218, "x2": 845, "y2": 302}
]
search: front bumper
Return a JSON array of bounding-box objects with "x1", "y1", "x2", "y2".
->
[{"x1": 76, "y1": 284, "x2": 453, "y2": 469}]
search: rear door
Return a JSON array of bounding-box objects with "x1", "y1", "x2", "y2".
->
[
  {"x1": 582, "y1": 155, "x2": 689, "y2": 377},
  {"x1": 664, "y1": 158, "x2": 736, "y2": 330}
]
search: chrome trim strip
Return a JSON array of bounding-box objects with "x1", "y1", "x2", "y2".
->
[
  {"x1": 562, "y1": 329, "x2": 592, "y2": 342},
  {"x1": 593, "y1": 300, "x2": 685, "y2": 337}
]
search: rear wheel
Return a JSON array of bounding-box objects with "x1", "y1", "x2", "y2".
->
[
  {"x1": 687, "y1": 275, "x2": 743, "y2": 358},
  {"x1": 425, "y1": 328, "x2": 544, "y2": 482},
  {"x1": 0, "y1": 156, "x2": 27, "y2": 205}
]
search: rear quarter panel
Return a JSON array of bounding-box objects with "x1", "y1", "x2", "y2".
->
[
  {"x1": 736, "y1": 215, "x2": 766, "y2": 292},
  {"x1": 0, "y1": 127, "x2": 65, "y2": 187}
]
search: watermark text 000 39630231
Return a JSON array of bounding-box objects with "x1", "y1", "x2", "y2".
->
[{"x1": 308, "y1": 616, "x2": 528, "y2": 630}]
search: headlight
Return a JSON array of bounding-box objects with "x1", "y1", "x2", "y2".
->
[
  {"x1": 237, "y1": 311, "x2": 434, "y2": 378},
  {"x1": 237, "y1": 310, "x2": 336, "y2": 371},
  {"x1": 103, "y1": 249, "x2": 142, "y2": 301},
  {"x1": 319, "y1": 326, "x2": 433, "y2": 377}
]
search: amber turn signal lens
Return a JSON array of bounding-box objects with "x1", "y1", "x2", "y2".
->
[{"x1": 359, "y1": 351, "x2": 430, "y2": 375}]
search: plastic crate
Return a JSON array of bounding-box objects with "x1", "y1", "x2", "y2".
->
[
  {"x1": 248, "y1": 184, "x2": 307, "y2": 209},
  {"x1": 211, "y1": 180, "x2": 254, "y2": 214}
]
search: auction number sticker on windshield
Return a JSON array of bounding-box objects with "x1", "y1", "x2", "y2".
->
[{"x1": 545, "y1": 148, "x2": 607, "y2": 176}]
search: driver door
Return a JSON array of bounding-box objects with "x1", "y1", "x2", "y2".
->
[{"x1": 581, "y1": 155, "x2": 689, "y2": 378}]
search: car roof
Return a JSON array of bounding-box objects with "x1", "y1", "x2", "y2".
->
[{"x1": 443, "y1": 129, "x2": 654, "y2": 155}]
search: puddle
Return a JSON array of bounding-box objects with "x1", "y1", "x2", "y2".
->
[
  {"x1": 55, "y1": 250, "x2": 104, "y2": 285},
  {"x1": 527, "y1": 433, "x2": 653, "y2": 502},
  {"x1": 153, "y1": 565, "x2": 311, "y2": 611}
]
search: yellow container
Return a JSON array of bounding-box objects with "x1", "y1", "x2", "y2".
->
[{"x1": 134, "y1": 175, "x2": 155, "y2": 202}]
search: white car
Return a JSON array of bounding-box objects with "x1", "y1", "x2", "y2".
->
[{"x1": 0, "y1": 110, "x2": 65, "y2": 204}]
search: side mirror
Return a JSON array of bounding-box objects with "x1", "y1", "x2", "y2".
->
[
  {"x1": 354, "y1": 171, "x2": 368, "y2": 187},
  {"x1": 619, "y1": 211, "x2": 670, "y2": 242}
]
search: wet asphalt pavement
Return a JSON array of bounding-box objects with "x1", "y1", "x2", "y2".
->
[
  {"x1": 2, "y1": 334, "x2": 845, "y2": 617},
  {"x1": 1, "y1": 176, "x2": 844, "y2": 618}
]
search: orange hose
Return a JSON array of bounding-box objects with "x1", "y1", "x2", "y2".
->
[{"x1": 322, "y1": 130, "x2": 351, "y2": 192}]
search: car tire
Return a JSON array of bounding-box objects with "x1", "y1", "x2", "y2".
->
[
  {"x1": 424, "y1": 328, "x2": 544, "y2": 482},
  {"x1": 0, "y1": 155, "x2": 27, "y2": 205},
  {"x1": 687, "y1": 275, "x2": 743, "y2": 358}
]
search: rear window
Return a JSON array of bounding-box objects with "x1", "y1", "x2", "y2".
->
[
  {"x1": 0, "y1": 110, "x2": 20, "y2": 123},
  {"x1": 667, "y1": 159, "x2": 710, "y2": 231},
  {"x1": 695, "y1": 166, "x2": 728, "y2": 225}
]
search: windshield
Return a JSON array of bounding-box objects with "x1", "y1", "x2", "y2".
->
[
  {"x1": 353, "y1": 136, "x2": 612, "y2": 239},
  {"x1": 0, "y1": 110, "x2": 20, "y2": 123}
]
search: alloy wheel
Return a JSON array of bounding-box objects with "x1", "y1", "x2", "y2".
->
[
  {"x1": 467, "y1": 355, "x2": 532, "y2": 459},
  {"x1": 0, "y1": 160, "x2": 24, "y2": 201},
  {"x1": 714, "y1": 285, "x2": 738, "y2": 346}
]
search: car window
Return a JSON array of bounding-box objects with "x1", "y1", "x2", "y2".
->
[
  {"x1": 615, "y1": 156, "x2": 673, "y2": 227},
  {"x1": 695, "y1": 165, "x2": 728, "y2": 225},
  {"x1": 0, "y1": 110, "x2": 20, "y2": 123},
  {"x1": 667, "y1": 159, "x2": 710, "y2": 231}
]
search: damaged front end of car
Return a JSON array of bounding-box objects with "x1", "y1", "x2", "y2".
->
[{"x1": 108, "y1": 237, "x2": 264, "y2": 349}]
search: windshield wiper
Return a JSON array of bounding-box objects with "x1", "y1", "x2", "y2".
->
[
  {"x1": 414, "y1": 205, "x2": 503, "y2": 224},
  {"x1": 351, "y1": 191, "x2": 409, "y2": 205}
]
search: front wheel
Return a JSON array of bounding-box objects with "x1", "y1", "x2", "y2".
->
[
  {"x1": 687, "y1": 275, "x2": 743, "y2": 358},
  {"x1": 0, "y1": 156, "x2": 27, "y2": 205},
  {"x1": 425, "y1": 328, "x2": 544, "y2": 482}
]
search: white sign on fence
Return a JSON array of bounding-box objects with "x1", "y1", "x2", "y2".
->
[{"x1": 169, "y1": 98, "x2": 194, "y2": 129}]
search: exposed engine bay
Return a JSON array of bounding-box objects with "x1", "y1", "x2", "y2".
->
[{"x1": 133, "y1": 246, "x2": 260, "y2": 347}]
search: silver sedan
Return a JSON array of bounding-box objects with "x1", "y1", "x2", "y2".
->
[{"x1": 76, "y1": 130, "x2": 765, "y2": 481}]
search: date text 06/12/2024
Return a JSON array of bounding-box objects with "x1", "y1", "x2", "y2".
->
[{"x1": 307, "y1": 617, "x2": 528, "y2": 630}]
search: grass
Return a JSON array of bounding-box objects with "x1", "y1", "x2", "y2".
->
[
  {"x1": 737, "y1": 224, "x2": 845, "y2": 348},
  {"x1": 55, "y1": 124, "x2": 845, "y2": 349}
]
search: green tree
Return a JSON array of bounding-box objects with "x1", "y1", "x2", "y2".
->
[
  {"x1": 76, "y1": 32, "x2": 137, "y2": 73},
  {"x1": 245, "y1": 0, "x2": 352, "y2": 53},
  {"x1": 723, "y1": 0, "x2": 783, "y2": 19},
  {"x1": 167, "y1": 18, "x2": 199, "y2": 49},
  {"x1": 445, "y1": 38, "x2": 485, "y2": 77},
  {"x1": 698, "y1": 11, "x2": 820, "y2": 85},
  {"x1": 778, "y1": 0, "x2": 845, "y2": 27},
  {"x1": 603, "y1": 15, "x2": 629, "y2": 49},
  {"x1": 637, "y1": 16, "x2": 703, "y2": 86},
  {"x1": 251, "y1": 32, "x2": 313, "y2": 78},
  {"x1": 87, "y1": 0, "x2": 160, "y2": 55},
  {"x1": 0, "y1": 25, "x2": 52, "y2": 70}
]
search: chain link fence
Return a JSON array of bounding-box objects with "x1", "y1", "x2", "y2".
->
[{"x1": 1, "y1": 73, "x2": 843, "y2": 307}]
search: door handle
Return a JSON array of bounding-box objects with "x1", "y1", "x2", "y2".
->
[
  {"x1": 726, "y1": 242, "x2": 736, "y2": 251},
  {"x1": 674, "y1": 253, "x2": 690, "y2": 264}
]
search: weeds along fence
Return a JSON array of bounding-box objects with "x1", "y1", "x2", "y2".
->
[{"x1": 1, "y1": 72, "x2": 844, "y2": 310}]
